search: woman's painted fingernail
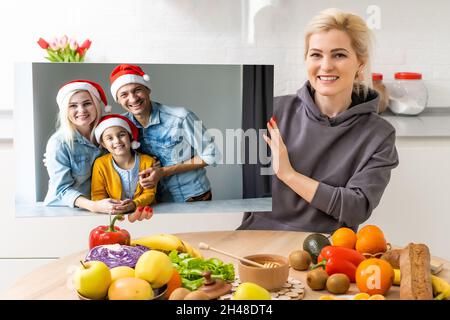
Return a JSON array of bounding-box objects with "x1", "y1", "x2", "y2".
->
[
  {"x1": 272, "y1": 116, "x2": 277, "y2": 123},
  {"x1": 137, "y1": 206, "x2": 144, "y2": 212}
]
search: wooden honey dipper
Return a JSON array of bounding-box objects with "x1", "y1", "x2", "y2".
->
[{"x1": 198, "y1": 242, "x2": 278, "y2": 268}]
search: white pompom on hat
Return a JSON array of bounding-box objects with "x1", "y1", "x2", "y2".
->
[
  {"x1": 94, "y1": 114, "x2": 141, "y2": 149},
  {"x1": 56, "y1": 79, "x2": 112, "y2": 113},
  {"x1": 110, "y1": 64, "x2": 151, "y2": 101}
]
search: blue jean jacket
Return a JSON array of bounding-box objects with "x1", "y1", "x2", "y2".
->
[
  {"x1": 44, "y1": 130, "x2": 102, "y2": 207},
  {"x1": 125, "y1": 101, "x2": 219, "y2": 202}
]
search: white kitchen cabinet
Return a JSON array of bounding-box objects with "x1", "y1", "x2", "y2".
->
[{"x1": 366, "y1": 137, "x2": 450, "y2": 260}]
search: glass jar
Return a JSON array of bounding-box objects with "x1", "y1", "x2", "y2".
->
[
  {"x1": 372, "y1": 73, "x2": 388, "y2": 113},
  {"x1": 388, "y1": 72, "x2": 428, "y2": 115}
]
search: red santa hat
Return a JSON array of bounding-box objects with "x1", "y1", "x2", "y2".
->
[
  {"x1": 56, "y1": 79, "x2": 112, "y2": 113},
  {"x1": 110, "y1": 64, "x2": 151, "y2": 102},
  {"x1": 94, "y1": 114, "x2": 141, "y2": 149}
]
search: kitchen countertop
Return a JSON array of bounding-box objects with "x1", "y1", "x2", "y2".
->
[
  {"x1": 2, "y1": 230, "x2": 449, "y2": 300},
  {"x1": 15, "y1": 197, "x2": 272, "y2": 218},
  {"x1": 382, "y1": 107, "x2": 450, "y2": 137}
]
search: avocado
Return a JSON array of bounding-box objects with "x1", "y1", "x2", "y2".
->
[{"x1": 303, "y1": 233, "x2": 331, "y2": 264}]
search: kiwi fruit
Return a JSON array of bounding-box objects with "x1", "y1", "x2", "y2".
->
[
  {"x1": 183, "y1": 290, "x2": 210, "y2": 300},
  {"x1": 168, "y1": 287, "x2": 191, "y2": 300},
  {"x1": 326, "y1": 273, "x2": 350, "y2": 294},
  {"x1": 289, "y1": 250, "x2": 312, "y2": 271},
  {"x1": 306, "y1": 268, "x2": 329, "y2": 290}
]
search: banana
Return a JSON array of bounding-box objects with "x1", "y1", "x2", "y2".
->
[
  {"x1": 181, "y1": 240, "x2": 195, "y2": 257},
  {"x1": 191, "y1": 247, "x2": 203, "y2": 259},
  {"x1": 393, "y1": 269, "x2": 401, "y2": 286},
  {"x1": 131, "y1": 234, "x2": 185, "y2": 252},
  {"x1": 431, "y1": 275, "x2": 450, "y2": 300}
]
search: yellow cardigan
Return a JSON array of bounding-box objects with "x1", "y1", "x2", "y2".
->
[{"x1": 91, "y1": 153, "x2": 156, "y2": 207}]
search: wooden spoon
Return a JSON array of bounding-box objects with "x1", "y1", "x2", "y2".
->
[{"x1": 198, "y1": 242, "x2": 276, "y2": 268}]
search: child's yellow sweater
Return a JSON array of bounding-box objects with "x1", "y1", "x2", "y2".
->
[{"x1": 91, "y1": 153, "x2": 156, "y2": 207}]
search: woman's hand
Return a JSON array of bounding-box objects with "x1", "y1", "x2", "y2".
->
[
  {"x1": 127, "y1": 205, "x2": 153, "y2": 223},
  {"x1": 92, "y1": 198, "x2": 122, "y2": 214},
  {"x1": 263, "y1": 117, "x2": 295, "y2": 182}
]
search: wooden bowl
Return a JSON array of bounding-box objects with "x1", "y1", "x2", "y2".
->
[{"x1": 238, "y1": 254, "x2": 289, "y2": 291}]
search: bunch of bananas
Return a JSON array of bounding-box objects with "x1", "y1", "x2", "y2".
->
[
  {"x1": 131, "y1": 233, "x2": 203, "y2": 258},
  {"x1": 393, "y1": 269, "x2": 449, "y2": 300}
]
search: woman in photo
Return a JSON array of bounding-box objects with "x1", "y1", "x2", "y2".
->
[{"x1": 44, "y1": 80, "x2": 152, "y2": 221}]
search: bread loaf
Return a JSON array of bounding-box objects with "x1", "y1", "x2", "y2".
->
[{"x1": 399, "y1": 243, "x2": 433, "y2": 300}]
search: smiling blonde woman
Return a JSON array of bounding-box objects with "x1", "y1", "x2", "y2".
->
[{"x1": 240, "y1": 8, "x2": 399, "y2": 233}]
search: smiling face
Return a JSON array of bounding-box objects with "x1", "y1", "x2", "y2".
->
[
  {"x1": 67, "y1": 91, "x2": 98, "y2": 129},
  {"x1": 306, "y1": 29, "x2": 362, "y2": 100},
  {"x1": 116, "y1": 83, "x2": 151, "y2": 118},
  {"x1": 100, "y1": 126, "x2": 132, "y2": 157}
]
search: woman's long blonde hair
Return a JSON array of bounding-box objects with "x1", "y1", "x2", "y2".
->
[
  {"x1": 304, "y1": 8, "x2": 374, "y2": 98},
  {"x1": 55, "y1": 90, "x2": 102, "y2": 150}
]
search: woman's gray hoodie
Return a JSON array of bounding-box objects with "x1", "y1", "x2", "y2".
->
[{"x1": 240, "y1": 82, "x2": 399, "y2": 233}]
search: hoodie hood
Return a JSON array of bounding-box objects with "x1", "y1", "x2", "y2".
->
[{"x1": 297, "y1": 81, "x2": 379, "y2": 127}]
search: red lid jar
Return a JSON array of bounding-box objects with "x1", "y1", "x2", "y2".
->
[
  {"x1": 389, "y1": 72, "x2": 427, "y2": 115},
  {"x1": 371, "y1": 73, "x2": 388, "y2": 113},
  {"x1": 394, "y1": 72, "x2": 422, "y2": 80}
]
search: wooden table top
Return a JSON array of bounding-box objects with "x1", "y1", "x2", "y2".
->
[{"x1": 2, "y1": 230, "x2": 449, "y2": 300}]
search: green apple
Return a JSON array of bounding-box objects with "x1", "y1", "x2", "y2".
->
[
  {"x1": 233, "y1": 282, "x2": 271, "y2": 300},
  {"x1": 73, "y1": 261, "x2": 111, "y2": 300},
  {"x1": 135, "y1": 250, "x2": 173, "y2": 288},
  {"x1": 110, "y1": 266, "x2": 135, "y2": 283}
]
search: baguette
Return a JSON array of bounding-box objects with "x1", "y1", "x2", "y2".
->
[{"x1": 399, "y1": 243, "x2": 433, "y2": 300}]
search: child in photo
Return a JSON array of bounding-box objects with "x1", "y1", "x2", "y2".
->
[{"x1": 91, "y1": 114, "x2": 156, "y2": 216}]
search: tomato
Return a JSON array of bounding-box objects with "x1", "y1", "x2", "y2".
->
[
  {"x1": 164, "y1": 269, "x2": 183, "y2": 299},
  {"x1": 355, "y1": 258, "x2": 394, "y2": 295}
]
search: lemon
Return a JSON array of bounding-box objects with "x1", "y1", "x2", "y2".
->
[
  {"x1": 233, "y1": 282, "x2": 271, "y2": 300},
  {"x1": 353, "y1": 292, "x2": 370, "y2": 300},
  {"x1": 319, "y1": 295, "x2": 336, "y2": 300}
]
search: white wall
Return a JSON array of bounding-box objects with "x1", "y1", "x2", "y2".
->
[{"x1": 2, "y1": 0, "x2": 450, "y2": 294}]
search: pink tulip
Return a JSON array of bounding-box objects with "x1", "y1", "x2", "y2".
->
[
  {"x1": 69, "y1": 39, "x2": 78, "y2": 51},
  {"x1": 80, "y1": 39, "x2": 92, "y2": 50},
  {"x1": 59, "y1": 35, "x2": 68, "y2": 48},
  {"x1": 49, "y1": 38, "x2": 59, "y2": 51},
  {"x1": 37, "y1": 37, "x2": 49, "y2": 49}
]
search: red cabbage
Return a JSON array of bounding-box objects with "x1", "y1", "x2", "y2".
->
[{"x1": 85, "y1": 244, "x2": 149, "y2": 268}]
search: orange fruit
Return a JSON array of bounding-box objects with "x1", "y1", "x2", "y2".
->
[
  {"x1": 356, "y1": 225, "x2": 384, "y2": 240},
  {"x1": 108, "y1": 277, "x2": 154, "y2": 300},
  {"x1": 355, "y1": 258, "x2": 394, "y2": 295},
  {"x1": 164, "y1": 269, "x2": 183, "y2": 299},
  {"x1": 356, "y1": 225, "x2": 387, "y2": 255},
  {"x1": 355, "y1": 233, "x2": 387, "y2": 255},
  {"x1": 368, "y1": 294, "x2": 386, "y2": 300},
  {"x1": 331, "y1": 227, "x2": 357, "y2": 249}
]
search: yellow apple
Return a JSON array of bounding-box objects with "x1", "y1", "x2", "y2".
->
[
  {"x1": 135, "y1": 250, "x2": 173, "y2": 288},
  {"x1": 73, "y1": 261, "x2": 111, "y2": 300},
  {"x1": 110, "y1": 266, "x2": 135, "y2": 283}
]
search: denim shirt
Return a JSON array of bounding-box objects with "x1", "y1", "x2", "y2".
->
[
  {"x1": 44, "y1": 130, "x2": 102, "y2": 207},
  {"x1": 124, "y1": 101, "x2": 218, "y2": 202}
]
